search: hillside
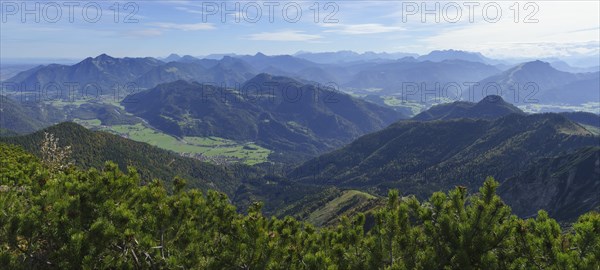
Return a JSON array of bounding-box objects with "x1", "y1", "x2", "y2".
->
[
  {"x1": 541, "y1": 72, "x2": 600, "y2": 105},
  {"x1": 559, "y1": 111, "x2": 600, "y2": 128},
  {"x1": 412, "y1": 95, "x2": 524, "y2": 121},
  {"x1": 0, "y1": 122, "x2": 350, "y2": 216},
  {"x1": 0, "y1": 122, "x2": 240, "y2": 194},
  {"x1": 499, "y1": 147, "x2": 600, "y2": 221},
  {"x1": 290, "y1": 113, "x2": 599, "y2": 202},
  {"x1": 67, "y1": 103, "x2": 142, "y2": 126},
  {"x1": 276, "y1": 188, "x2": 383, "y2": 227},
  {"x1": 123, "y1": 74, "x2": 405, "y2": 162},
  {"x1": 344, "y1": 59, "x2": 500, "y2": 95},
  {"x1": 0, "y1": 95, "x2": 64, "y2": 134},
  {"x1": 133, "y1": 61, "x2": 211, "y2": 88},
  {"x1": 412, "y1": 98, "x2": 599, "y2": 131}
]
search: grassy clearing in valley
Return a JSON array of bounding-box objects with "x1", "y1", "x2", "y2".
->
[
  {"x1": 73, "y1": 120, "x2": 271, "y2": 165},
  {"x1": 383, "y1": 96, "x2": 426, "y2": 115},
  {"x1": 73, "y1": 119, "x2": 102, "y2": 127}
]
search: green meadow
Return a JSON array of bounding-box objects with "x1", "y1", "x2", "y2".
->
[{"x1": 73, "y1": 120, "x2": 271, "y2": 165}]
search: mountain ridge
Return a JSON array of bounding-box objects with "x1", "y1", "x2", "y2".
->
[
  {"x1": 123, "y1": 74, "x2": 406, "y2": 162},
  {"x1": 412, "y1": 95, "x2": 524, "y2": 121}
]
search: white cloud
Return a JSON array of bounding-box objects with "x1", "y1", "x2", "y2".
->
[
  {"x1": 323, "y1": 23, "x2": 404, "y2": 35},
  {"x1": 245, "y1": 30, "x2": 322, "y2": 41},
  {"x1": 174, "y1": 6, "x2": 204, "y2": 15},
  {"x1": 128, "y1": 29, "x2": 163, "y2": 37},
  {"x1": 414, "y1": 1, "x2": 599, "y2": 58},
  {"x1": 150, "y1": 22, "x2": 215, "y2": 31}
]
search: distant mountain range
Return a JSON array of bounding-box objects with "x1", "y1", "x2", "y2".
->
[
  {"x1": 4, "y1": 54, "x2": 262, "y2": 96},
  {"x1": 417, "y1": 49, "x2": 503, "y2": 65},
  {"x1": 5, "y1": 52, "x2": 599, "y2": 106},
  {"x1": 123, "y1": 74, "x2": 405, "y2": 162},
  {"x1": 134, "y1": 56, "x2": 256, "y2": 88},
  {"x1": 550, "y1": 60, "x2": 600, "y2": 73},
  {"x1": 477, "y1": 60, "x2": 599, "y2": 104},
  {"x1": 294, "y1": 50, "x2": 418, "y2": 64},
  {"x1": 344, "y1": 59, "x2": 501, "y2": 95},
  {"x1": 5, "y1": 54, "x2": 163, "y2": 93}
]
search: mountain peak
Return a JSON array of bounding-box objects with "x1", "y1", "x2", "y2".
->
[
  {"x1": 520, "y1": 60, "x2": 553, "y2": 70},
  {"x1": 413, "y1": 95, "x2": 523, "y2": 121},
  {"x1": 244, "y1": 73, "x2": 300, "y2": 86},
  {"x1": 471, "y1": 95, "x2": 524, "y2": 117},
  {"x1": 253, "y1": 73, "x2": 273, "y2": 80},
  {"x1": 418, "y1": 50, "x2": 488, "y2": 63},
  {"x1": 477, "y1": 95, "x2": 506, "y2": 104},
  {"x1": 215, "y1": 56, "x2": 242, "y2": 67},
  {"x1": 95, "y1": 53, "x2": 114, "y2": 60},
  {"x1": 164, "y1": 53, "x2": 182, "y2": 62},
  {"x1": 44, "y1": 121, "x2": 90, "y2": 134},
  {"x1": 179, "y1": 55, "x2": 199, "y2": 62}
]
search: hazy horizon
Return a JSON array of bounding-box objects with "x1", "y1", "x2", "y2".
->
[
  {"x1": 2, "y1": 49, "x2": 599, "y2": 68},
  {"x1": 2, "y1": 1, "x2": 598, "y2": 60}
]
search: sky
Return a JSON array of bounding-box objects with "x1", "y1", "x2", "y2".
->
[{"x1": 1, "y1": 0, "x2": 599, "y2": 62}]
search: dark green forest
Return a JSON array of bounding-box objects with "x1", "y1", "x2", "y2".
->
[{"x1": 1, "y1": 143, "x2": 598, "y2": 269}]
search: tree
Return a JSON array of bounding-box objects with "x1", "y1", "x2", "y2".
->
[
  {"x1": 1, "y1": 143, "x2": 599, "y2": 269},
  {"x1": 40, "y1": 132, "x2": 72, "y2": 173}
]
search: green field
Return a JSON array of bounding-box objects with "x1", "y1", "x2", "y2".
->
[
  {"x1": 73, "y1": 119, "x2": 102, "y2": 127},
  {"x1": 49, "y1": 99, "x2": 88, "y2": 108},
  {"x1": 73, "y1": 120, "x2": 271, "y2": 165},
  {"x1": 518, "y1": 102, "x2": 600, "y2": 114},
  {"x1": 581, "y1": 124, "x2": 600, "y2": 136},
  {"x1": 383, "y1": 96, "x2": 426, "y2": 115}
]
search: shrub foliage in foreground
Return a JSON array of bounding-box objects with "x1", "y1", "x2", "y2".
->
[{"x1": 1, "y1": 144, "x2": 599, "y2": 269}]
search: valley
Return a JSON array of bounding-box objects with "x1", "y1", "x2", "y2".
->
[{"x1": 74, "y1": 120, "x2": 272, "y2": 165}]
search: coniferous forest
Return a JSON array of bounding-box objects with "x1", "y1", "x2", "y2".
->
[{"x1": 1, "y1": 143, "x2": 598, "y2": 269}]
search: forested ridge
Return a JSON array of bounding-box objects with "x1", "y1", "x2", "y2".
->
[
  {"x1": 0, "y1": 122, "x2": 243, "y2": 194},
  {"x1": 1, "y1": 143, "x2": 598, "y2": 269},
  {"x1": 0, "y1": 122, "x2": 343, "y2": 217}
]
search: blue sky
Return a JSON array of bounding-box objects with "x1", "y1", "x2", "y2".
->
[{"x1": 1, "y1": 0, "x2": 599, "y2": 60}]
